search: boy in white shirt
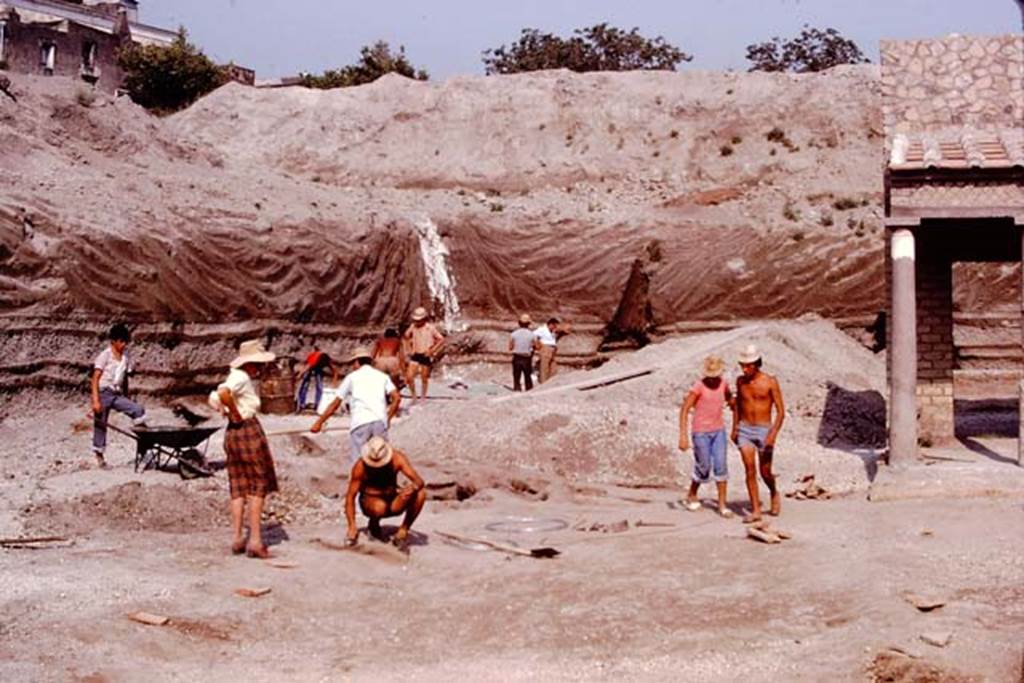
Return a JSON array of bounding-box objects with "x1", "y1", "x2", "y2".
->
[{"x1": 90, "y1": 323, "x2": 146, "y2": 468}]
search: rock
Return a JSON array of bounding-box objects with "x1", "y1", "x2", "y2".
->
[
  {"x1": 904, "y1": 593, "x2": 946, "y2": 612},
  {"x1": 919, "y1": 631, "x2": 952, "y2": 648},
  {"x1": 289, "y1": 434, "x2": 326, "y2": 457},
  {"x1": 607, "y1": 519, "x2": 629, "y2": 533}
]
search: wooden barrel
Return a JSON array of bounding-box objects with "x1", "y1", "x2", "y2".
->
[{"x1": 258, "y1": 360, "x2": 296, "y2": 415}]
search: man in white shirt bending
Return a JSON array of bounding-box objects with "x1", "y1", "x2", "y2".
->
[
  {"x1": 532, "y1": 317, "x2": 561, "y2": 384},
  {"x1": 311, "y1": 347, "x2": 401, "y2": 465}
]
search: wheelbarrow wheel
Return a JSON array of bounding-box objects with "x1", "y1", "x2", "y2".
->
[{"x1": 178, "y1": 449, "x2": 212, "y2": 480}]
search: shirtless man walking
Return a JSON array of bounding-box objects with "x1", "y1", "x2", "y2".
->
[
  {"x1": 732, "y1": 344, "x2": 785, "y2": 524},
  {"x1": 403, "y1": 307, "x2": 445, "y2": 402}
]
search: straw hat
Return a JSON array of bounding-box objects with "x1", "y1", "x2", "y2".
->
[
  {"x1": 230, "y1": 339, "x2": 276, "y2": 368},
  {"x1": 702, "y1": 355, "x2": 725, "y2": 378},
  {"x1": 360, "y1": 436, "x2": 394, "y2": 468},
  {"x1": 345, "y1": 346, "x2": 373, "y2": 363},
  {"x1": 411, "y1": 307, "x2": 429, "y2": 322},
  {"x1": 518, "y1": 313, "x2": 532, "y2": 324},
  {"x1": 738, "y1": 344, "x2": 762, "y2": 365}
]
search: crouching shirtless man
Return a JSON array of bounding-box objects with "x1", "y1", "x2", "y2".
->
[
  {"x1": 344, "y1": 436, "x2": 426, "y2": 550},
  {"x1": 733, "y1": 344, "x2": 785, "y2": 524}
]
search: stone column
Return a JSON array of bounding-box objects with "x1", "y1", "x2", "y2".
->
[{"x1": 890, "y1": 229, "x2": 918, "y2": 464}]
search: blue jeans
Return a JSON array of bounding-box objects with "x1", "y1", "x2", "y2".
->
[
  {"x1": 92, "y1": 388, "x2": 145, "y2": 454},
  {"x1": 296, "y1": 369, "x2": 324, "y2": 411},
  {"x1": 691, "y1": 429, "x2": 728, "y2": 483},
  {"x1": 348, "y1": 420, "x2": 388, "y2": 465}
]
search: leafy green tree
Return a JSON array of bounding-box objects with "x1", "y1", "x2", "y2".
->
[
  {"x1": 118, "y1": 28, "x2": 226, "y2": 113},
  {"x1": 301, "y1": 42, "x2": 428, "y2": 89},
  {"x1": 483, "y1": 24, "x2": 692, "y2": 75},
  {"x1": 746, "y1": 25, "x2": 869, "y2": 73}
]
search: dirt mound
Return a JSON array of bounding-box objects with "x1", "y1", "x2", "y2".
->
[
  {"x1": 399, "y1": 319, "x2": 885, "y2": 491},
  {"x1": 817, "y1": 382, "x2": 887, "y2": 448},
  {"x1": 0, "y1": 69, "x2": 1016, "y2": 396},
  {"x1": 869, "y1": 651, "x2": 979, "y2": 683},
  {"x1": 23, "y1": 481, "x2": 223, "y2": 535}
]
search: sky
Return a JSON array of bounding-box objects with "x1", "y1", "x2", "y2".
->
[{"x1": 140, "y1": 0, "x2": 1022, "y2": 81}]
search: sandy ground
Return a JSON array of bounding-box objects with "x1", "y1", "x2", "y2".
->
[{"x1": 2, "y1": 322, "x2": 1023, "y2": 681}]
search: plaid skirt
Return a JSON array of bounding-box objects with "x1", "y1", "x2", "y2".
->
[{"x1": 223, "y1": 417, "x2": 278, "y2": 499}]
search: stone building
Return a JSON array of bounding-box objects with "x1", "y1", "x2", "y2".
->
[
  {"x1": 881, "y1": 34, "x2": 1024, "y2": 460},
  {"x1": 0, "y1": 0, "x2": 175, "y2": 92}
]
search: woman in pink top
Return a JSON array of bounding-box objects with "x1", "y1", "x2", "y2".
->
[{"x1": 678, "y1": 355, "x2": 738, "y2": 517}]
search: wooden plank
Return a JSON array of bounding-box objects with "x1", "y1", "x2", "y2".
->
[
  {"x1": 128, "y1": 612, "x2": 170, "y2": 626},
  {"x1": 492, "y1": 324, "x2": 757, "y2": 405},
  {"x1": 263, "y1": 425, "x2": 348, "y2": 437},
  {"x1": 436, "y1": 531, "x2": 559, "y2": 559},
  {"x1": 746, "y1": 527, "x2": 782, "y2": 544},
  {"x1": 489, "y1": 367, "x2": 660, "y2": 403},
  {"x1": 235, "y1": 587, "x2": 272, "y2": 598},
  {"x1": 0, "y1": 536, "x2": 68, "y2": 546},
  {"x1": 267, "y1": 560, "x2": 298, "y2": 569}
]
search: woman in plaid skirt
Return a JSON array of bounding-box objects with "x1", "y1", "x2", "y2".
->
[{"x1": 209, "y1": 339, "x2": 279, "y2": 558}]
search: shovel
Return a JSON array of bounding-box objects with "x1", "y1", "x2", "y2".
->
[{"x1": 436, "y1": 531, "x2": 560, "y2": 559}]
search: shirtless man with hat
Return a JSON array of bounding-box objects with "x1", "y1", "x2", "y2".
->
[
  {"x1": 343, "y1": 436, "x2": 426, "y2": 549},
  {"x1": 732, "y1": 344, "x2": 785, "y2": 524},
  {"x1": 403, "y1": 307, "x2": 445, "y2": 402}
]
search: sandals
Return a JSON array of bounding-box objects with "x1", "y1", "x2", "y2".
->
[
  {"x1": 246, "y1": 544, "x2": 270, "y2": 559},
  {"x1": 684, "y1": 500, "x2": 701, "y2": 512}
]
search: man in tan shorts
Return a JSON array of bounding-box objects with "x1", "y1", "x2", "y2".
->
[
  {"x1": 532, "y1": 317, "x2": 561, "y2": 383},
  {"x1": 403, "y1": 307, "x2": 445, "y2": 401}
]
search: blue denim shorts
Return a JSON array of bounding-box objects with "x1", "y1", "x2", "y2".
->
[
  {"x1": 349, "y1": 420, "x2": 388, "y2": 465},
  {"x1": 691, "y1": 429, "x2": 728, "y2": 483},
  {"x1": 737, "y1": 423, "x2": 771, "y2": 451}
]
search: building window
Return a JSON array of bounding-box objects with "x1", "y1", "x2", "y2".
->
[
  {"x1": 40, "y1": 43, "x2": 56, "y2": 75},
  {"x1": 82, "y1": 41, "x2": 97, "y2": 74}
]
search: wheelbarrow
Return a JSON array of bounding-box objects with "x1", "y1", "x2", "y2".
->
[{"x1": 107, "y1": 424, "x2": 219, "y2": 478}]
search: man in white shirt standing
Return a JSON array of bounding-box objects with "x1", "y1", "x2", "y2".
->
[
  {"x1": 532, "y1": 317, "x2": 561, "y2": 384},
  {"x1": 90, "y1": 323, "x2": 147, "y2": 468},
  {"x1": 311, "y1": 346, "x2": 401, "y2": 465}
]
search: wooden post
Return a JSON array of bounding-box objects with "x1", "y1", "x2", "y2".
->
[{"x1": 890, "y1": 229, "x2": 918, "y2": 465}]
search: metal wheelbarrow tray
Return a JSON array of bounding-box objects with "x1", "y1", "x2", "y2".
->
[{"x1": 109, "y1": 424, "x2": 219, "y2": 477}]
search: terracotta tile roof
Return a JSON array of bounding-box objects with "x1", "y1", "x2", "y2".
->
[{"x1": 889, "y1": 129, "x2": 1024, "y2": 171}]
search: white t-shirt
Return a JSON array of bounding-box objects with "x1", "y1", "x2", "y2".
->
[
  {"x1": 94, "y1": 347, "x2": 131, "y2": 392},
  {"x1": 338, "y1": 364, "x2": 397, "y2": 430},
  {"x1": 209, "y1": 368, "x2": 262, "y2": 420},
  {"x1": 533, "y1": 325, "x2": 557, "y2": 347}
]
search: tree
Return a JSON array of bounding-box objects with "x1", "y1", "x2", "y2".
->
[
  {"x1": 746, "y1": 25, "x2": 869, "y2": 73},
  {"x1": 118, "y1": 28, "x2": 226, "y2": 113},
  {"x1": 301, "y1": 42, "x2": 428, "y2": 89},
  {"x1": 482, "y1": 23, "x2": 692, "y2": 75}
]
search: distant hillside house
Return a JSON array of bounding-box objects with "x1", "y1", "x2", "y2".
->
[{"x1": 0, "y1": 0, "x2": 176, "y2": 92}]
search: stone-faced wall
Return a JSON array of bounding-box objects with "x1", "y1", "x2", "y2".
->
[
  {"x1": 881, "y1": 35, "x2": 1024, "y2": 138},
  {"x1": 0, "y1": 10, "x2": 128, "y2": 92}
]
